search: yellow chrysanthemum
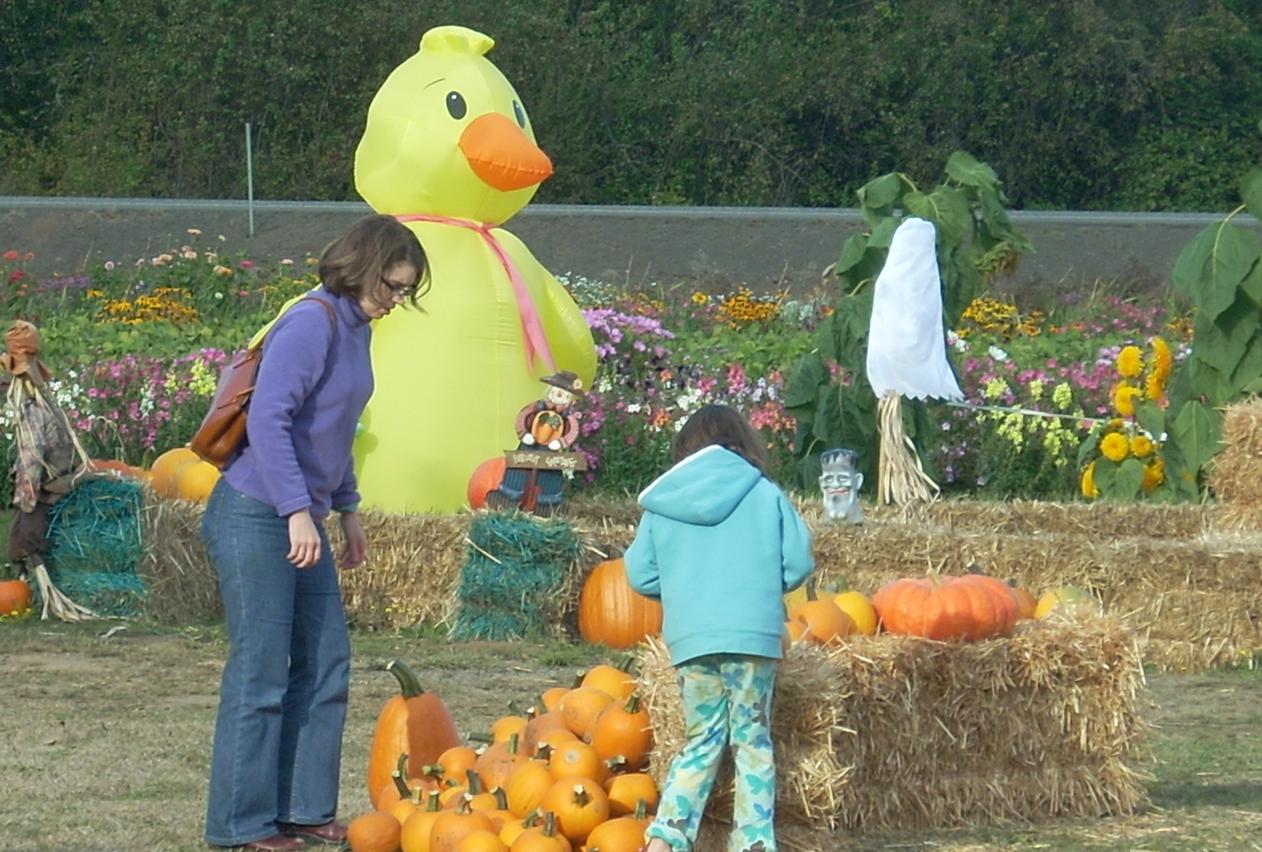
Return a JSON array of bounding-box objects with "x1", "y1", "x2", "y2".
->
[
  {"x1": 1116, "y1": 345, "x2": 1144, "y2": 379},
  {"x1": 1130, "y1": 434, "x2": 1155, "y2": 458},
  {"x1": 1113, "y1": 383, "x2": 1141, "y2": 417},
  {"x1": 1081, "y1": 461, "x2": 1100, "y2": 499},
  {"x1": 1141, "y1": 458, "x2": 1165, "y2": 492},
  {"x1": 1149, "y1": 336, "x2": 1173, "y2": 382},
  {"x1": 1144, "y1": 371, "x2": 1165, "y2": 404},
  {"x1": 1100, "y1": 432, "x2": 1130, "y2": 462}
]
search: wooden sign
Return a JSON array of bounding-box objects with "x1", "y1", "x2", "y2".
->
[{"x1": 504, "y1": 449, "x2": 588, "y2": 472}]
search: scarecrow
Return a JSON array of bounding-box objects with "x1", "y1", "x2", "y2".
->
[
  {"x1": 487, "y1": 370, "x2": 585, "y2": 516},
  {"x1": 0, "y1": 320, "x2": 96, "y2": 620}
]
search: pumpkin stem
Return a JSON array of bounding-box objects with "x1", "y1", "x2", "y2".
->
[
  {"x1": 805, "y1": 578, "x2": 818, "y2": 601},
  {"x1": 467, "y1": 732, "x2": 492, "y2": 744},
  {"x1": 423, "y1": 790, "x2": 441, "y2": 812},
  {"x1": 572, "y1": 784, "x2": 590, "y2": 807},
  {"x1": 391, "y1": 752, "x2": 411, "y2": 798},
  {"x1": 419, "y1": 763, "x2": 444, "y2": 779},
  {"x1": 384, "y1": 659, "x2": 424, "y2": 698},
  {"x1": 508, "y1": 732, "x2": 521, "y2": 755},
  {"x1": 634, "y1": 798, "x2": 649, "y2": 821},
  {"x1": 615, "y1": 654, "x2": 636, "y2": 673},
  {"x1": 535, "y1": 743, "x2": 554, "y2": 761},
  {"x1": 465, "y1": 769, "x2": 485, "y2": 795},
  {"x1": 605, "y1": 755, "x2": 627, "y2": 775},
  {"x1": 522, "y1": 808, "x2": 542, "y2": 828},
  {"x1": 542, "y1": 811, "x2": 559, "y2": 837},
  {"x1": 623, "y1": 693, "x2": 641, "y2": 714},
  {"x1": 492, "y1": 787, "x2": 509, "y2": 810}
]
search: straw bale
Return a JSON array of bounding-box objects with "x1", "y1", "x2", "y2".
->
[
  {"x1": 638, "y1": 615, "x2": 1148, "y2": 834},
  {"x1": 137, "y1": 488, "x2": 220, "y2": 623},
  {"x1": 637, "y1": 638, "x2": 849, "y2": 828},
  {"x1": 331, "y1": 512, "x2": 470, "y2": 630},
  {"x1": 1208, "y1": 397, "x2": 1262, "y2": 529}
]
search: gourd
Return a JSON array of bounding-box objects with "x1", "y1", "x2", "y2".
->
[
  {"x1": 347, "y1": 811, "x2": 403, "y2": 852},
  {"x1": 589, "y1": 694, "x2": 652, "y2": 770},
  {"x1": 603, "y1": 773, "x2": 658, "y2": 817},
  {"x1": 539, "y1": 779, "x2": 610, "y2": 844},
  {"x1": 367, "y1": 659, "x2": 462, "y2": 807},
  {"x1": 831, "y1": 590, "x2": 878, "y2": 636},
  {"x1": 577, "y1": 559, "x2": 663, "y2": 650},
  {"x1": 430, "y1": 796, "x2": 495, "y2": 852}
]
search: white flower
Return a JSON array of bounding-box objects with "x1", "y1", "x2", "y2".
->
[
  {"x1": 624, "y1": 402, "x2": 642, "y2": 414},
  {"x1": 987, "y1": 345, "x2": 1009, "y2": 362}
]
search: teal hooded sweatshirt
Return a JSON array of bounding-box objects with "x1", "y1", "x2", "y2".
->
[{"x1": 625, "y1": 445, "x2": 814, "y2": 666}]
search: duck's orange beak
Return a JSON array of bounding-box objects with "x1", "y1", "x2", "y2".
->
[{"x1": 458, "y1": 112, "x2": 554, "y2": 192}]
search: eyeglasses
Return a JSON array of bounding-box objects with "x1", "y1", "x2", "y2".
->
[{"x1": 379, "y1": 276, "x2": 417, "y2": 300}]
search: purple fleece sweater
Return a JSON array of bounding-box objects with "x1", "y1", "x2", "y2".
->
[{"x1": 223, "y1": 290, "x2": 373, "y2": 522}]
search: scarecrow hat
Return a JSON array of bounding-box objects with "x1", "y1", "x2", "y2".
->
[
  {"x1": 540, "y1": 370, "x2": 584, "y2": 395},
  {"x1": 0, "y1": 320, "x2": 53, "y2": 384}
]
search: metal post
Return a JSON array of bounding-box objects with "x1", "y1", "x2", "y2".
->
[{"x1": 245, "y1": 122, "x2": 255, "y2": 237}]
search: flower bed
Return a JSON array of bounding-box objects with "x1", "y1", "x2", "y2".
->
[{"x1": 0, "y1": 238, "x2": 1200, "y2": 507}]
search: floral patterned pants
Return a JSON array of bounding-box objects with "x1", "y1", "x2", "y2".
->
[{"x1": 645, "y1": 654, "x2": 778, "y2": 852}]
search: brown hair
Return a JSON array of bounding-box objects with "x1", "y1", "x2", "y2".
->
[
  {"x1": 318, "y1": 214, "x2": 430, "y2": 308},
  {"x1": 672, "y1": 404, "x2": 769, "y2": 474}
]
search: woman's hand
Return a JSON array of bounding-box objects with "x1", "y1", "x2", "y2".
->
[
  {"x1": 339, "y1": 511, "x2": 367, "y2": 569},
  {"x1": 287, "y1": 509, "x2": 321, "y2": 568}
]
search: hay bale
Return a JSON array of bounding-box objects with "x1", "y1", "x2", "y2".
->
[
  {"x1": 46, "y1": 477, "x2": 145, "y2": 617},
  {"x1": 638, "y1": 614, "x2": 1148, "y2": 837},
  {"x1": 448, "y1": 512, "x2": 584, "y2": 640},
  {"x1": 1208, "y1": 395, "x2": 1262, "y2": 530},
  {"x1": 137, "y1": 488, "x2": 219, "y2": 623},
  {"x1": 333, "y1": 511, "x2": 469, "y2": 630}
]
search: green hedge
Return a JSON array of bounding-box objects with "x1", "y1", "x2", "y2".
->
[{"x1": 2, "y1": 0, "x2": 1260, "y2": 210}]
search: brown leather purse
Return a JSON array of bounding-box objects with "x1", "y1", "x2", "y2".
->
[{"x1": 190, "y1": 297, "x2": 337, "y2": 469}]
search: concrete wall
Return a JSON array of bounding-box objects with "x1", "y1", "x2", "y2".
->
[{"x1": 3, "y1": 197, "x2": 1257, "y2": 295}]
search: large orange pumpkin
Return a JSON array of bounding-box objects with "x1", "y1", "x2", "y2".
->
[
  {"x1": 467, "y1": 456, "x2": 507, "y2": 509},
  {"x1": 577, "y1": 558, "x2": 663, "y2": 650},
  {"x1": 149, "y1": 446, "x2": 200, "y2": 497},
  {"x1": 0, "y1": 578, "x2": 32, "y2": 615},
  {"x1": 872, "y1": 574, "x2": 1019, "y2": 641},
  {"x1": 430, "y1": 797, "x2": 496, "y2": 852},
  {"x1": 367, "y1": 659, "x2": 463, "y2": 808}
]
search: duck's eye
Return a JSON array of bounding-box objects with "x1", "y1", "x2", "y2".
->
[
  {"x1": 512, "y1": 100, "x2": 527, "y2": 128},
  {"x1": 445, "y1": 91, "x2": 467, "y2": 120}
]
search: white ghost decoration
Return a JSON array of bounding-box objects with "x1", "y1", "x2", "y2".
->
[{"x1": 865, "y1": 217, "x2": 964, "y2": 401}]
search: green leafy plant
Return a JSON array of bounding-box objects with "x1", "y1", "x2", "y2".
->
[
  {"x1": 1134, "y1": 164, "x2": 1262, "y2": 499},
  {"x1": 783, "y1": 151, "x2": 1031, "y2": 491}
]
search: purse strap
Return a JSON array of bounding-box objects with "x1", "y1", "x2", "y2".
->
[{"x1": 251, "y1": 295, "x2": 338, "y2": 352}]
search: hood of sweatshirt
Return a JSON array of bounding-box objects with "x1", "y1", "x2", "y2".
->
[{"x1": 637, "y1": 445, "x2": 763, "y2": 526}]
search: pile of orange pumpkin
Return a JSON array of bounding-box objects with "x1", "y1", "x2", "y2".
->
[{"x1": 350, "y1": 659, "x2": 658, "y2": 852}]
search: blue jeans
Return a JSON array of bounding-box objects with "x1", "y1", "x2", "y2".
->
[{"x1": 202, "y1": 479, "x2": 350, "y2": 847}]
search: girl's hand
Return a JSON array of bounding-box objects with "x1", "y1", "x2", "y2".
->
[
  {"x1": 339, "y1": 511, "x2": 367, "y2": 569},
  {"x1": 286, "y1": 510, "x2": 321, "y2": 568}
]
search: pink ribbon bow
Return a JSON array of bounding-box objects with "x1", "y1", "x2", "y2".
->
[{"x1": 396, "y1": 214, "x2": 556, "y2": 373}]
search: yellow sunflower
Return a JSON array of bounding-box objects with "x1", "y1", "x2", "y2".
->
[
  {"x1": 1116, "y1": 345, "x2": 1144, "y2": 378},
  {"x1": 1112, "y1": 383, "x2": 1142, "y2": 417},
  {"x1": 1141, "y1": 458, "x2": 1165, "y2": 492},
  {"x1": 1144, "y1": 371, "x2": 1165, "y2": 404},
  {"x1": 1149, "y1": 336, "x2": 1173, "y2": 382},
  {"x1": 1130, "y1": 434, "x2": 1155, "y2": 458},
  {"x1": 1081, "y1": 461, "x2": 1100, "y2": 499},
  {"x1": 1100, "y1": 432, "x2": 1130, "y2": 462}
]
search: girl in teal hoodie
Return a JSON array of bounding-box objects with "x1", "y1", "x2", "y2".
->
[{"x1": 626, "y1": 404, "x2": 813, "y2": 852}]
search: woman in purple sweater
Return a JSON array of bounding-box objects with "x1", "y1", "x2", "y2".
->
[{"x1": 202, "y1": 215, "x2": 428, "y2": 851}]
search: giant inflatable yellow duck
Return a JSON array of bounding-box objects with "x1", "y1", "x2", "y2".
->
[{"x1": 353, "y1": 25, "x2": 597, "y2": 513}]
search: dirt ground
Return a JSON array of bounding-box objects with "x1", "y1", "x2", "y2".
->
[{"x1": 1, "y1": 620, "x2": 1260, "y2": 851}]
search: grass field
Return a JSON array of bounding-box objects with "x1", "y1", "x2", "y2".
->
[{"x1": 0, "y1": 619, "x2": 1259, "y2": 851}]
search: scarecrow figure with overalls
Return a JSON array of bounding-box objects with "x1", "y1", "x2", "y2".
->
[
  {"x1": 488, "y1": 370, "x2": 584, "y2": 516},
  {"x1": 0, "y1": 320, "x2": 95, "y2": 620}
]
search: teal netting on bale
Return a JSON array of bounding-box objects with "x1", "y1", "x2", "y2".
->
[
  {"x1": 45, "y1": 477, "x2": 145, "y2": 617},
  {"x1": 450, "y1": 512, "x2": 583, "y2": 641}
]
